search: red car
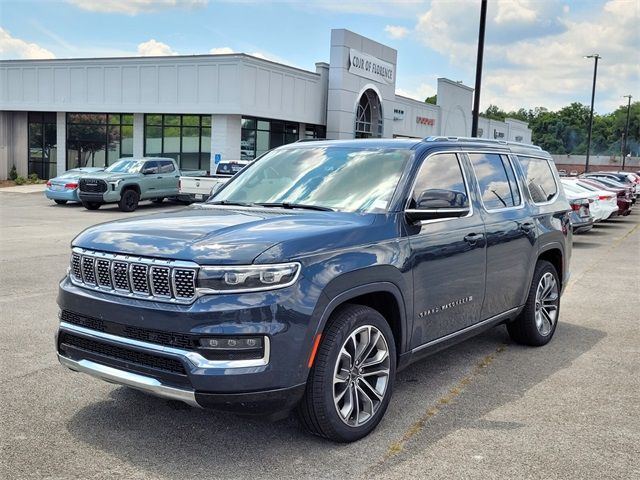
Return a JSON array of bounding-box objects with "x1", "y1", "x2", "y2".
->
[{"x1": 577, "y1": 178, "x2": 632, "y2": 216}]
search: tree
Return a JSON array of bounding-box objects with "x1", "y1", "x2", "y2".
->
[{"x1": 425, "y1": 94, "x2": 437, "y2": 105}]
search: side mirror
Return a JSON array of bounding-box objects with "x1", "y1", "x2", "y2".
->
[{"x1": 406, "y1": 189, "x2": 470, "y2": 222}]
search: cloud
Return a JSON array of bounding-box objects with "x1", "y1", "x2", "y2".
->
[
  {"x1": 137, "y1": 39, "x2": 176, "y2": 56},
  {"x1": 0, "y1": 28, "x2": 55, "y2": 59},
  {"x1": 414, "y1": 0, "x2": 639, "y2": 112},
  {"x1": 67, "y1": 0, "x2": 208, "y2": 15},
  {"x1": 396, "y1": 82, "x2": 437, "y2": 102},
  {"x1": 384, "y1": 25, "x2": 410, "y2": 39},
  {"x1": 209, "y1": 47, "x2": 234, "y2": 54}
]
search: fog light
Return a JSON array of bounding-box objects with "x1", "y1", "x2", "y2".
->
[{"x1": 199, "y1": 336, "x2": 263, "y2": 350}]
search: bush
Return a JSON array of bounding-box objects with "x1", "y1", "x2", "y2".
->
[
  {"x1": 27, "y1": 173, "x2": 39, "y2": 183},
  {"x1": 15, "y1": 176, "x2": 27, "y2": 185},
  {"x1": 9, "y1": 165, "x2": 17, "y2": 181}
]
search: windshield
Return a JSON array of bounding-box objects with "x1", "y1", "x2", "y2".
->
[
  {"x1": 209, "y1": 147, "x2": 412, "y2": 212},
  {"x1": 105, "y1": 159, "x2": 143, "y2": 174}
]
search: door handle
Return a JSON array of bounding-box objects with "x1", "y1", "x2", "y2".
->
[
  {"x1": 519, "y1": 222, "x2": 534, "y2": 232},
  {"x1": 464, "y1": 233, "x2": 484, "y2": 245},
  {"x1": 157, "y1": 176, "x2": 163, "y2": 179}
]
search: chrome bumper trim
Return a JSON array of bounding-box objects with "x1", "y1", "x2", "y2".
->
[
  {"x1": 59, "y1": 321, "x2": 270, "y2": 369},
  {"x1": 58, "y1": 354, "x2": 201, "y2": 408}
]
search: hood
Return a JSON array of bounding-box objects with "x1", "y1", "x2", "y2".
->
[
  {"x1": 82, "y1": 171, "x2": 141, "y2": 181},
  {"x1": 71, "y1": 205, "x2": 392, "y2": 265}
]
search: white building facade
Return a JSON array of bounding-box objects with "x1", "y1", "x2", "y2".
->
[{"x1": 0, "y1": 29, "x2": 531, "y2": 180}]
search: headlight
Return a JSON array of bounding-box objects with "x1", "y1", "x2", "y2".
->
[
  {"x1": 109, "y1": 179, "x2": 122, "y2": 189},
  {"x1": 197, "y1": 263, "x2": 301, "y2": 293}
]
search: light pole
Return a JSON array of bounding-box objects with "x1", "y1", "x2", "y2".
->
[
  {"x1": 622, "y1": 94, "x2": 632, "y2": 170},
  {"x1": 471, "y1": 0, "x2": 488, "y2": 137},
  {"x1": 584, "y1": 54, "x2": 600, "y2": 173}
]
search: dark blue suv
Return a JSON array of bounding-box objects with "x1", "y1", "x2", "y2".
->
[{"x1": 56, "y1": 138, "x2": 572, "y2": 442}]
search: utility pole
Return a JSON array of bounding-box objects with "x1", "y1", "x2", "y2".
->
[
  {"x1": 584, "y1": 54, "x2": 600, "y2": 173},
  {"x1": 622, "y1": 94, "x2": 632, "y2": 170},
  {"x1": 471, "y1": 0, "x2": 488, "y2": 137}
]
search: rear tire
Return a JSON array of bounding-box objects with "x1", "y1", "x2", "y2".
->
[
  {"x1": 82, "y1": 201, "x2": 101, "y2": 210},
  {"x1": 118, "y1": 189, "x2": 139, "y2": 212},
  {"x1": 507, "y1": 260, "x2": 560, "y2": 346},
  {"x1": 54, "y1": 200, "x2": 67, "y2": 205},
  {"x1": 297, "y1": 304, "x2": 396, "y2": 442}
]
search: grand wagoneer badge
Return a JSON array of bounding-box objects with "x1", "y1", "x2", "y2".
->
[{"x1": 419, "y1": 296, "x2": 474, "y2": 318}]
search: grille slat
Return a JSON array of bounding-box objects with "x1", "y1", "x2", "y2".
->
[
  {"x1": 96, "y1": 259, "x2": 112, "y2": 287},
  {"x1": 81, "y1": 256, "x2": 96, "y2": 284},
  {"x1": 150, "y1": 266, "x2": 171, "y2": 297},
  {"x1": 69, "y1": 249, "x2": 198, "y2": 303},
  {"x1": 173, "y1": 269, "x2": 196, "y2": 299},
  {"x1": 130, "y1": 264, "x2": 149, "y2": 294}
]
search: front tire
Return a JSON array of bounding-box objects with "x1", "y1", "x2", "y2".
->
[
  {"x1": 507, "y1": 260, "x2": 560, "y2": 346},
  {"x1": 297, "y1": 304, "x2": 396, "y2": 442},
  {"x1": 118, "y1": 189, "x2": 139, "y2": 212}
]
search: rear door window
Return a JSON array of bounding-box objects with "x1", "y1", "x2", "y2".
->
[
  {"x1": 468, "y1": 153, "x2": 521, "y2": 210},
  {"x1": 517, "y1": 156, "x2": 558, "y2": 203},
  {"x1": 158, "y1": 160, "x2": 175, "y2": 173}
]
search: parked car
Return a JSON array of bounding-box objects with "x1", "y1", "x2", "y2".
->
[
  {"x1": 44, "y1": 167, "x2": 104, "y2": 204},
  {"x1": 560, "y1": 179, "x2": 618, "y2": 221},
  {"x1": 179, "y1": 160, "x2": 250, "y2": 202},
  {"x1": 576, "y1": 178, "x2": 632, "y2": 216},
  {"x1": 582, "y1": 172, "x2": 637, "y2": 200},
  {"x1": 77, "y1": 157, "x2": 206, "y2": 212},
  {"x1": 56, "y1": 137, "x2": 571, "y2": 442},
  {"x1": 560, "y1": 186, "x2": 594, "y2": 233}
]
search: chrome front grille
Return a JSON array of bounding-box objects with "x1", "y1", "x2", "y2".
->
[{"x1": 70, "y1": 249, "x2": 198, "y2": 303}]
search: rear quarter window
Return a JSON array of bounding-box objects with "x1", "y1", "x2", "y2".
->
[{"x1": 517, "y1": 156, "x2": 558, "y2": 203}]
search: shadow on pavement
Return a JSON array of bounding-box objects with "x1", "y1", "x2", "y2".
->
[
  {"x1": 65, "y1": 322, "x2": 604, "y2": 479},
  {"x1": 572, "y1": 241, "x2": 606, "y2": 249}
]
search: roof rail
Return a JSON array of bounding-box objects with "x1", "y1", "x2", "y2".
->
[{"x1": 423, "y1": 136, "x2": 542, "y2": 151}]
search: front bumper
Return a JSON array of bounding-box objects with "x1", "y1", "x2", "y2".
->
[
  {"x1": 78, "y1": 191, "x2": 121, "y2": 204},
  {"x1": 56, "y1": 274, "x2": 320, "y2": 413}
]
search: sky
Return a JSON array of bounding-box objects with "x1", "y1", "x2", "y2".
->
[{"x1": 0, "y1": 0, "x2": 638, "y2": 114}]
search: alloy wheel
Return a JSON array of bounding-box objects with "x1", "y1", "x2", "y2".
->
[
  {"x1": 535, "y1": 272, "x2": 559, "y2": 336},
  {"x1": 332, "y1": 325, "x2": 390, "y2": 427}
]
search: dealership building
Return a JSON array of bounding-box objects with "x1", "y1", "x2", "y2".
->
[{"x1": 0, "y1": 29, "x2": 531, "y2": 180}]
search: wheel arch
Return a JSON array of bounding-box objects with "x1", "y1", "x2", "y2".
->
[{"x1": 314, "y1": 281, "x2": 408, "y2": 360}]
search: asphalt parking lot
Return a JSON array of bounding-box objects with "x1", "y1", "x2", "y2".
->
[{"x1": 1, "y1": 191, "x2": 638, "y2": 480}]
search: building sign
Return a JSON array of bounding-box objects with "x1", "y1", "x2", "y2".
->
[
  {"x1": 416, "y1": 116, "x2": 435, "y2": 126},
  {"x1": 348, "y1": 49, "x2": 394, "y2": 85},
  {"x1": 393, "y1": 108, "x2": 404, "y2": 121},
  {"x1": 494, "y1": 130, "x2": 505, "y2": 139}
]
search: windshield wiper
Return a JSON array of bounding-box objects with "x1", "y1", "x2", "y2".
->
[
  {"x1": 258, "y1": 202, "x2": 335, "y2": 212},
  {"x1": 208, "y1": 200, "x2": 257, "y2": 208}
]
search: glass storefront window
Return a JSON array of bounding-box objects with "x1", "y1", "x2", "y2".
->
[
  {"x1": 241, "y1": 116, "x2": 302, "y2": 160},
  {"x1": 143, "y1": 114, "x2": 212, "y2": 170},
  {"x1": 27, "y1": 112, "x2": 57, "y2": 180},
  {"x1": 66, "y1": 113, "x2": 133, "y2": 170}
]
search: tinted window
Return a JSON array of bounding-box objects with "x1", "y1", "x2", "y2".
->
[
  {"x1": 469, "y1": 153, "x2": 521, "y2": 209},
  {"x1": 518, "y1": 156, "x2": 558, "y2": 203},
  {"x1": 143, "y1": 160, "x2": 159, "y2": 173},
  {"x1": 410, "y1": 153, "x2": 469, "y2": 209},
  {"x1": 158, "y1": 160, "x2": 175, "y2": 173}
]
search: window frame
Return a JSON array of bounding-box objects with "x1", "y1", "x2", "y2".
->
[
  {"x1": 466, "y1": 151, "x2": 525, "y2": 212},
  {"x1": 515, "y1": 154, "x2": 560, "y2": 206},
  {"x1": 404, "y1": 151, "x2": 474, "y2": 224},
  {"x1": 143, "y1": 114, "x2": 211, "y2": 170}
]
